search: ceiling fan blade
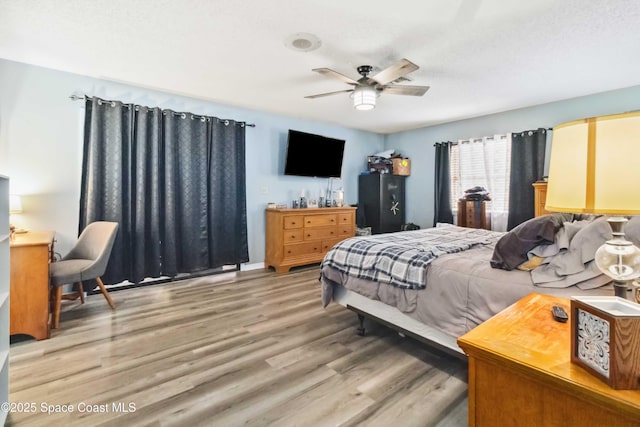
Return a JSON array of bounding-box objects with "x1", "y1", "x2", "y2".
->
[
  {"x1": 370, "y1": 58, "x2": 419, "y2": 85},
  {"x1": 312, "y1": 68, "x2": 359, "y2": 85},
  {"x1": 382, "y1": 85, "x2": 430, "y2": 96},
  {"x1": 305, "y1": 89, "x2": 354, "y2": 99}
]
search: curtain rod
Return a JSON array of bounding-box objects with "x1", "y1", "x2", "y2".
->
[
  {"x1": 69, "y1": 94, "x2": 256, "y2": 128},
  {"x1": 433, "y1": 128, "x2": 553, "y2": 146}
]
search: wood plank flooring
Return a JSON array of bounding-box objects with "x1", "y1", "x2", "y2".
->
[{"x1": 7, "y1": 265, "x2": 468, "y2": 426}]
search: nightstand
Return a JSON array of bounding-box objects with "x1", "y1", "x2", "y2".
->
[{"x1": 457, "y1": 293, "x2": 640, "y2": 427}]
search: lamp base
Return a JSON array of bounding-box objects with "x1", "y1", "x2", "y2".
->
[{"x1": 613, "y1": 281, "x2": 630, "y2": 299}]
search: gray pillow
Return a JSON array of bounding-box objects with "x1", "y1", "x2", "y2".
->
[{"x1": 490, "y1": 213, "x2": 574, "y2": 270}]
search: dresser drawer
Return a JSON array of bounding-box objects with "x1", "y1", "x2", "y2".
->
[
  {"x1": 304, "y1": 226, "x2": 338, "y2": 241},
  {"x1": 283, "y1": 241, "x2": 323, "y2": 258},
  {"x1": 304, "y1": 214, "x2": 337, "y2": 227},
  {"x1": 338, "y1": 224, "x2": 354, "y2": 237},
  {"x1": 322, "y1": 238, "x2": 344, "y2": 252},
  {"x1": 337, "y1": 213, "x2": 352, "y2": 224},
  {"x1": 283, "y1": 229, "x2": 303, "y2": 243},
  {"x1": 283, "y1": 215, "x2": 304, "y2": 229}
]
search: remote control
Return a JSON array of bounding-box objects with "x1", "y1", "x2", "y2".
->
[{"x1": 552, "y1": 305, "x2": 568, "y2": 323}]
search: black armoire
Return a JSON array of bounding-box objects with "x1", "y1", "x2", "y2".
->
[{"x1": 358, "y1": 174, "x2": 406, "y2": 234}]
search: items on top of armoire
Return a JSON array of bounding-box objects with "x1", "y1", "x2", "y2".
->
[
  {"x1": 366, "y1": 149, "x2": 411, "y2": 176},
  {"x1": 460, "y1": 186, "x2": 491, "y2": 201}
]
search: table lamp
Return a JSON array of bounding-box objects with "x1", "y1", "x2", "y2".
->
[{"x1": 545, "y1": 111, "x2": 640, "y2": 298}]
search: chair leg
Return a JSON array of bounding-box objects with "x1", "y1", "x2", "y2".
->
[
  {"x1": 95, "y1": 277, "x2": 115, "y2": 310},
  {"x1": 52, "y1": 286, "x2": 62, "y2": 329},
  {"x1": 78, "y1": 282, "x2": 85, "y2": 304}
]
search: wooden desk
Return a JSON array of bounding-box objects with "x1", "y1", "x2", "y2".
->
[
  {"x1": 10, "y1": 231, "x2": 55, "y2": 340},
  {"x1": 457, "y1": 293, "x2": 640, "y2": 426}
]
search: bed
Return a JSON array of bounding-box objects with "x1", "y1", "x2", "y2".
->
[{"x1": 319, "y1": 214, "x2": 634, "y2": 357}]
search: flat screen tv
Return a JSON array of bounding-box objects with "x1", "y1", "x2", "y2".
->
[{"x1": 284, "y1": 130, "x2": 345, "y2": 178}]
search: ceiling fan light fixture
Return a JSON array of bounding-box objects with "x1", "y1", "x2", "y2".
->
[{"x1": 352, "y1": 86, "x2": 377, "y2": 110}]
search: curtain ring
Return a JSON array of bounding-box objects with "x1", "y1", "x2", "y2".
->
[
  {"x1": 528, "y1": 131, "x2": 533, "y2": 136},
  {"x1": 201, "y1": 116, "x2": 206, "y2": 122},
  {"x1": 240, "y1": 122, "x2": 245, "y2": 128},
  {"x1": 97, "y1": 99, "x2": 102, "y2": 105},
  {"x1": 181, "y1": 113, "x2": 186, "y2": 119},
  {"x1": 111, "y1": 101, "x2": 116, "y2": 107},
  {"x1": 190, "y1": 114, "x2": 194, "y2": 120},
  {"x1": 224, "y1": 119, "x2": 230, "y2": 126}
]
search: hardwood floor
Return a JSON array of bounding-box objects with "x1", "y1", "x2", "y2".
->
[{"x1": 8, "y1": 265, "x2": 468, "y2": 426}]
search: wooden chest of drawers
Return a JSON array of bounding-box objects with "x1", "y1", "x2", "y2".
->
[
  {"x1": 265, "y1": 207, "x2": 356, "y2": 273},
  {"x1": 457, "y1": 200, "x2": 491, "y2": 230},
  {"x1": 533, "y1": 181, "x2": 549, "y2": 217}
]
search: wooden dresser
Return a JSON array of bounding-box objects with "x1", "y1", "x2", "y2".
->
[
  {"x1": 10, "y1": 230, "x2": 55, "y2": 340},
  {"x1": 457, "y1": 293, "x2": 640, "y2": 427},
  {"x1": 457, "y1": 200, "x2": 491, "y2": 230},
  {"x1": 265, "y1": 207, "x2": 356, "y2": 273},
  {"x1": 533, "y1": 181, "x2": 549, "y2": 217}
]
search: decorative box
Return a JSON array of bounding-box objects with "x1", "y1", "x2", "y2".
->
[
  {"x1": 570, "y1": 296, "x2": 640, "y2": 389},
  {"x1": 392, "y1": 158, "x2": 411, "y2": 176},
  {"x1": 367, "y1": 156, "x2": 392, "y2": 174}
]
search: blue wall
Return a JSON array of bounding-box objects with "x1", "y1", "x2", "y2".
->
[
  {"x1": 0, "y1": 59, "x2": 383, "y2": 265},
  {"x1": 386, "y1": 86, "x2": 640, "y2": 228},
  {"x1": 2, "y1": 57, "x2": 640, "y2": 270}
]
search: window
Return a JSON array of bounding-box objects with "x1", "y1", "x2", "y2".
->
[{"x1": 450, "y1": 134, "x2": 512, "y2": 231}]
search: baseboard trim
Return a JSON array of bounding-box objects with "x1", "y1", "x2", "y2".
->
[{"x1": 241, "y1": 262, "x2": 265, "y2": 271}]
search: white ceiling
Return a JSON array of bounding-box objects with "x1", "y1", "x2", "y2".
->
[{"x1": 2, "y1": 0, "x2": 640, "y2": 134}]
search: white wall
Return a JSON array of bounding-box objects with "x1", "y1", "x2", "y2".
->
[
  {"x1": 385, "y1": 86, "x2": 640, "y2": 228},
  {"x1": 0, "y1": 59, "x2": 384, "y2": 264}
]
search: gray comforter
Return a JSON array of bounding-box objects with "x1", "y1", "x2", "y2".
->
[{"x1": 320, "y1": 223, "x2": 615, "y2": 338}]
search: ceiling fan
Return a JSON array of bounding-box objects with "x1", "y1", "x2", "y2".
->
[{"x1": 305, "y1": 58, "x2": 430, "y2": 110}]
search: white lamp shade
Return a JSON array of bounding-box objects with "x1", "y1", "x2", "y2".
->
[
  {"x1": 545, "y1": 111, "x2": 640, "y2": 215},
  {"x1": 9, "y1": 194, "x2": 22, "y2": 214},
  {"x1": 352, "y1": 86, "x2": 376, "y2": 110}
]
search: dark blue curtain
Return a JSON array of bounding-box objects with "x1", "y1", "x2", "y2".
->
[
  {"x1": 79, "y1": 97, "x2": 249, "y2": 285},
  {"x1": 507, "y1": 128, "x2": 547, "y2": 230},
  {"x1": 433, "y1": 142, "x2": 454, "y2": 226}
]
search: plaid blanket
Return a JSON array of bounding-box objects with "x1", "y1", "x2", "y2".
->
[{"x1": 321, "y1": 225, "x2": 503, "y2": 290}]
